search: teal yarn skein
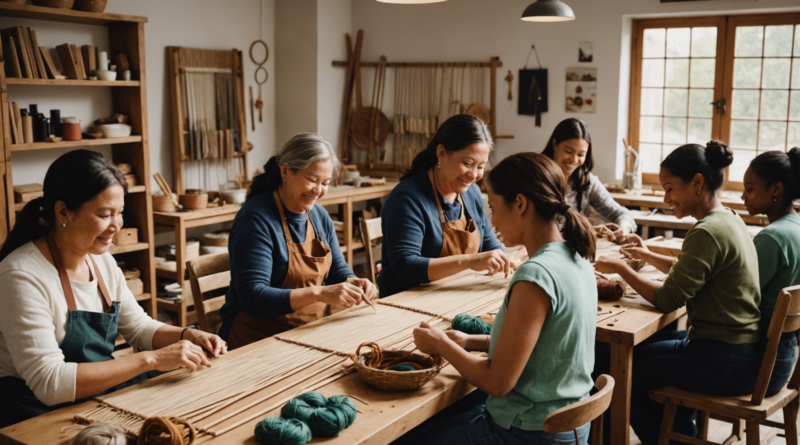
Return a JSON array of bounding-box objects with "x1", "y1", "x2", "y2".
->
[
  {"x1": 254, "y1": 417, "x2": 312, "y2": 445},
  {"x1": 281, "y1": 392, "x2": 357, "y2": 437},
  {"x1": 391, "y1": 364, "x2": 416, "y2": 372},
  {"x1": 451, "y1": 313, "x2": 492, "y2": 335}
]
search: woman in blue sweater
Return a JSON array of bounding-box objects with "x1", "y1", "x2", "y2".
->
[
  {"x1": 219, "y1": 133, "x2": 377, "y2": 349},
  {"x1": 378, "y1": 115, "x2": 509, "y2": 298}
]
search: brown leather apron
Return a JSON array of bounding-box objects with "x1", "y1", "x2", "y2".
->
[
  {"x1": 429, "y1": 169, "x2": 482, "y2": 258},
  {"x1": 226, "y1": 190, "x2": 332, "y2": 349}
]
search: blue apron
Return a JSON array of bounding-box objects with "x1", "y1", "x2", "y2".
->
[{"x1": 0, "y1": 235, "x2": 157, "y2": 428}]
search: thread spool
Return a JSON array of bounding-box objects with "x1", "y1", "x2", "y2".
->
[
  {"x1": 280, "y1": 392, "x2": 357, "y2": 437},
  {"x1": 451, "y1": 313, "x2": 492, "y2": 335},
  {"x1": 22, "y1": 116, "x2": 34, "y2": 144},
  {"x1": 597, "y1": 277, "x2": 625, "y2": 301},
  {"x1": 254, "y1": 417, "x2": 311, "y2": 445}
]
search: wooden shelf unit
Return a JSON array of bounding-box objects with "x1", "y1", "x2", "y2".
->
[{"x1": 0, "y1": 9, "x2": 157, "y2": 317}]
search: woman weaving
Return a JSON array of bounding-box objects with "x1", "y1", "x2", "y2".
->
[
  {"x1": 378, "y1": 115, "x2": 511, "y2": 298},
  {"x1": 219, "y1": 133, "x2": 377, "y2": 349},
  {"x1": 0, "y1": 150, "x2": 226, "y2": 429}
]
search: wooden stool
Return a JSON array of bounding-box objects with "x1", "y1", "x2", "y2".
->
[{"x1": 543, "y1": 374, "x2": 615, "y2": 445}]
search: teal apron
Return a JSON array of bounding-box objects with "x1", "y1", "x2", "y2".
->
[{"x1": 0, "y1": 235, "x2": 157, "y2": 428}]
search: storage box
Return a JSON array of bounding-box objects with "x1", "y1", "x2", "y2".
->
[
  {"x1": 126, "y1": 278, "x2": 143, "y2": 295},
  {"x1": 113, "y1": 228, "x2": 138, "y2": 246},
  {"x1": 13, "y1": 183, "x2": 43, "y2": 203}
]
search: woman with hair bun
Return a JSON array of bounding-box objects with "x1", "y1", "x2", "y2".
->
[
  {"x1": 595, "y1": 141, "x2": 762, "y2": 444},
  {"x1": 741, "y1": 147, "x2": 800, "y2": 396},
  {"x1": 219, "y1": 133, "x2": 377, "y2": 349}
]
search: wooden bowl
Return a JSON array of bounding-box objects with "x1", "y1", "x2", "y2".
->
[
  {"x1": 33, "y1": 0, "x2": 75, "y2": 8},
  {"x1": 152, "y1": 195, "x2": 176, "y2": 212},
  {"x1": 350, "y1": 107, "x2": 390, "y2": 149},
  {"x1": 73, "y1": 0, "x2": 106, "y2": 12},
  {"x1": 179, "y1": 194, "x2": 208, "y2": 210}
]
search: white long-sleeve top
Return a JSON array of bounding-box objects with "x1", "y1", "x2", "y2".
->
[
  {"x1": 567, "y1": 173, "x2": 638, "y2": 231},
  {"x1": 0, "y1": 241, "x2": 163, "y2": 406}
]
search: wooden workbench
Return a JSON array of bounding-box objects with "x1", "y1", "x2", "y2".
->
[{"x1": 0, "y1": 240, "x2": 680, "y2": 445}]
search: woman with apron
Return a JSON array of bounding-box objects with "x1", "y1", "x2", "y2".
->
[
  {"x1": 0, "y1": 150, "x2": 226, "y2": 428},
  {"x1": 379, "y1": 115, "x2": 511, "y2": 298},
  {"x1": 220, "y1": 133, "x2": 377, "y2": 349}
]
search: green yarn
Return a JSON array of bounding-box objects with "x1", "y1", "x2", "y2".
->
[
  {"x1": 281, "y1": 392, "x2": 357, "y2": 437},
  {"x1": 391, "y1": 364, "x2": 416, "y2": 372},
  {"x1": 254, "y1": 417, "x2": 311, "y2": 445},
  {"x1": 452, "y1": 313, "x2": 492, "y2": 335}
]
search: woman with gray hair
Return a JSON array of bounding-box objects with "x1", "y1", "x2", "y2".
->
[{"x1": 220, "y1": 133, "x2": 377, "y2": 348}]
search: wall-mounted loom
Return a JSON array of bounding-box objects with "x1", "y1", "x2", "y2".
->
[{"x1": 167, "y1": 46, "x2": 250, "y2": 194}]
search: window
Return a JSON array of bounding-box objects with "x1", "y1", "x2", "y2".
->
[{"x1": 629, "y1": 14, "x2": 800, "y2": 188}]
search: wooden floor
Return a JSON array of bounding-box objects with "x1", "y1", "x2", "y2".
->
[{"x1": 629, "y1": 412, "x2": 797, "y2": 445}]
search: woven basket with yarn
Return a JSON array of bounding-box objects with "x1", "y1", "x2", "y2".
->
[
  {"x1": 73, "y1": 0, "x2": 107, "y2": 12},
  {"x1": 350, "y1": 342, "x2": 445, "y2": 391},
  {"x1": 32, "y1": 0, "x2": 75, "y2": 8}
]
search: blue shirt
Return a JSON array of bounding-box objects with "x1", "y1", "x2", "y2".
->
[
  {"x1": 219, "y1": 191, "x2": 354, "y2": 340},
  {"x1": 377, "y1": 171, "x2": 502, "y2": 298}
]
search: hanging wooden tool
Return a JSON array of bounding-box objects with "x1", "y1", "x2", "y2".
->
[
  {"x1": 249, "y1": 40, "x2": 268, "y2": 125},
  {"x1": 350, "y1": 56, "x2": 389, "y2": 169},
  {"x1": 339, "y1": 31, "x2": 362, "y2": 165},
  {"x1": 505, "y1": 70, "x2": 513, "y2": 101}
]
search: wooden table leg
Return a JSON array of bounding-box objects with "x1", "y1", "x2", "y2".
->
[
  {"x1": 610, "y1": 342, "x2": 634, "y2": 445},
  {"x1": 344, "y1": 198, "x2": 354, "y2": 268},
  {"x1": 175, "y1": 220, "x2": 187, "y2": 328}
]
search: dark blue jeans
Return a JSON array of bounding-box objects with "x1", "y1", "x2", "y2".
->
[
  {"x1": 629, "y1": 336, "x2": 761, "y2": 445},
  {"x1": 763, "y1": 332, "x2": 799, "y2": 397},
  {"x1": 394, "y1": 404, "x2": 590, "y2": 445}
]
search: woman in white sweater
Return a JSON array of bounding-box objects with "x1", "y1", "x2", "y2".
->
[{"x1": 0, "y1": 150, "x2": 226, "y2": 428}]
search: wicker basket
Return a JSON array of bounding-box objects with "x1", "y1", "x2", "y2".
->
[
  {"x1": 73, "y1": 0, "x2": 106, "y2": 12},
  {"x1": 350, "y1": 343, "x2": 446, "y2": 391},
  {"x1": 179, "y1": 193, "x2": 208, "y2": 210},
  {"x1": 153, "y1": 195, "x2": 177, "y2": 213},
  {"x1": 33, "y1": 0, "x2": 75, "y2": 9}
]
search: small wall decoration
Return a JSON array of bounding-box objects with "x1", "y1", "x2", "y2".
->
[
  {"x1": 517, "y1": 45, "x2": 548, "y2": 127},
  {"x1": 579, "y1": 42, "x2": 593, "y2": 62},
  {"x1": 565, "y1": 67, "x2": 596, "y2": 114}
]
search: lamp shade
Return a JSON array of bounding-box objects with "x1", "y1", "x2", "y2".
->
[
  {"x1": 521, "y1": 0, "x2": 575, "y2": 22},
  {"x1": 377, "y1": 0, "x2": 446, "y2": 3}
]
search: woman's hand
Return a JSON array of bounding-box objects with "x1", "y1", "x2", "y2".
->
[
  {"x1": 185, "y1": 329, "x2": 227, "y2": 359},
  {"x1": 150, "y1": 340, "x2": 211, "y2": 372},
  {"x1": 317, "y1": 282, "x2": 366, "y2": 307},
  {"x1": 445, "y1": 330, "x2": 471, "y2": 350},
  {"x1": 595, "y1": 256, "x2": 624, "y2": 275},
  {"x1": 469, "y1": 250, "x2": 512, "y2": 277},
  {"x1": 347, "y1": 277, "x2": 378, "y2": 302},
  {"x1": 413, "y1": 321, "x2": 450, "y2": 355},
  {"x1": 619, "y1": 235, "x2": 649, "y2": 260},
  {"x1": 607, "y1": 224, "x2": 633, "y2": 244}
]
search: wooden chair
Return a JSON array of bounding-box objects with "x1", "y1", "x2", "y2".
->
[
  {"x1": 360, "y1": 217, "x2": 382, "y2": 283},
  {"x1": 543, "y1": 374, "x2": 615, "y2": 445},
  {"x1": 650, "y1": 285, "x2": 800, "y2": 445},
  {"x1": 186, "y1": 252, "x2": 230, "y2": 333}
]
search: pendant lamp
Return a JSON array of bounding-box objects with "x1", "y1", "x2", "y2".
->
[
  {"x1": 521, "y1": 0, "x2": 575, "y2": 22},
  {"x1": 377, "y1": 0, "x2": 446, "y2": 3}
]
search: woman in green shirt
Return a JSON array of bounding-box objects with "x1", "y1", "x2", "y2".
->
[
  {"x1": 742, "y1": 147, "x2": 800, "y2": 396},
  {"x1": 405, "y1": 152, "x2": 598, "y2": 445},
  {"x1": 596, "y1": 141, "x2": 762, "y2": 445}
]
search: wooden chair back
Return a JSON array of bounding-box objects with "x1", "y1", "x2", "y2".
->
[
  {"x1": 360, "y1": 217, "x2": 382, "y2": 283},
  {"x1": 186, "y1": 252, "x2": 231, "y2": 333},
  {"x1": 751, "y1": 284, "x2": 800, "y2": 405},
  {"x1": 543, "y1": 374, "x2": 615, "y2": 445}
]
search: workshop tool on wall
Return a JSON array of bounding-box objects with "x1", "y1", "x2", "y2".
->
[
  {"x1": 249, "y1": 86, "x2": 255, "y2": 132},
  {"x1": 339, "y1": 31, "x2": 363, "y2": 164},
  {"x1": 505, "y1": 70, "x2": 513, "y2": 102},
  {"x1": 249, "y1": 39, "x2": 268, "y2": 125},
  {"x1": 351, "y1": 55, "x2": 389, "y2": 169}
]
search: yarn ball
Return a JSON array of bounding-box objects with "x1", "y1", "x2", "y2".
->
[
  {"x1": 72, "y1": 423, "x2": 127, "y2": 445},
  {"x1": 597, "y1": 277, "x2": 626, "y2": 301},
  {"x1": 281, "y1": 392, "x2": 357, "y2": 437},
  {"x1": 451, "y1": 313, "x2": 492, "y2": 335},
  {"x1": 254, "y1": 417, "x2": 311, "y2": 445},
  {"x1": 391, "y1": 364, "x2": 417, "y2": 372},
  {"x1": 137, "y1": 416, "x2": 195, "y2": 445}
]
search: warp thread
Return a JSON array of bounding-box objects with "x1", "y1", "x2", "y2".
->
[
  {"x1": 137, "y1": 416, "x2": 195, "y2": 445},
  {"x1": 254, "y1": 417, "x2": 312, "y2": 445},
  {"x1": 597, "y1": 277, "x2": 625, "y2": 301},
  {"x1": 281, "y1": 392, "x2": 357, "y2": 437},
  {"x1": 451, "y1": 313, "x2": 492, "y2": 335},
  {"x1": 72, "y1": 423, "x2": 127, "y2": 445}
]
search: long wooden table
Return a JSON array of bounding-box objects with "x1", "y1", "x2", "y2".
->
[{"x1": 0, "y1": 240, "x2": 681, "y2": 445}]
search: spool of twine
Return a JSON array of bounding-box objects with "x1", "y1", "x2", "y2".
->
[
  {"x1": 597, "y1": 277, "x2": 626, "y2": 301},
  {"x1": 137, "y1": 416, "x2": 195, "y2": 445},
  {"x1": 254, "y1": 417, "x2": 312, "y2": 445},
  {"x1": 451, "y1": 313, "x2": 492, "y2": 335},
  {"x1": 280, "y1": 392, "x2": 357, "y2": 437}
]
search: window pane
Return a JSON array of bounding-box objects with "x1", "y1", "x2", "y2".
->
[
  {"x1": 730, "y1": 150, "x2": 756, "y2": 183},
  {"x1": 643, "y1": 28, "x2": 666, "y2": 58},
  {"x1": 759, "y1": 121, "x2": 787, "y2": 151},
  {"x1": 641, "y1": 88, "x2": 664, "y2": 116},
  {"x1": 789, "y1": 122, "x2": 800, "y2": 147},
  {"x1": 764, "y1": 25, "x2": 794, "y2": 57},
  {"x1": 667, "y1": 28, "x2": 691, "y2": 58},
  {"x1": 639, "y1": 143, "x2": 662, "y2": 173},
  {"x1": 640, "y1": 116, "x2": 663, "y2": 143},
  {"x1": 732, "y1": 90, "x2": 760, "y2": 119},
  {"x1": 791, "y1": 90, "x2": 800, "y2": 121},
  {"x1": 642, "y1": 59, "x2": 665, "y2": 87},
  {"x1": 762, "y1": 58, "x2": 791, "y2": 89},
  {"x1": 665, "y1": 59, "x2": 689, "y2": 87},
  {"x1": 663, "y1": 118, "x2": 687, "y2": 144},
  {"x1": 733, "y1": 58, "x2": 762, "y2": 88},
  {"x1": 690, "y1": 58, "x2": 715, "y2": 88},
  {"x1": 691, "y1": 27, "x2": 717, "y2": 57},
  {"x1": 792, "y1": 59, "x2": 800, "y2": 89},
  {"x1": 761, "y1": 90, "x2": 789, "y2": 120},
  {"x1": 689, "y1": 89, "x2": 714, "y2": 117},
  {"x1": 688, "y1": 118, "x2": 712, "y2": 144},
  {"x1": 662, "y1": 145, "x2": 679, "y2": 161},
  {"x1": 796, "y1": 25, "x2": 800, "y2": 57},
  {"x1": 735, "y1": 26, "x2": 763, "y2": 57},
  {"x1": 664, "y1": 89, "x2": 688, "y2": 116},
  {"x1": 729, "y1": 120, "x2": 758, "y2": 149}
]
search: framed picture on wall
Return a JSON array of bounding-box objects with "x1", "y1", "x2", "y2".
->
[{"x1": 565, "y1": 67, "x2": 597, "y2": 114}]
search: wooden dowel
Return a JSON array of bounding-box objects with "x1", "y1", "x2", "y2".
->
[
  {"x1": 333, "y1": 60, "x2": 502, "y2": 68},
  {"x1": 181, "y1": 67, "x2": 233, "y2": 74}
]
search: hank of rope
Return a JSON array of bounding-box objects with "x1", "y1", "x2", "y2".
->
[
  {"x1": 597, "y1": 277, "x2": 626, "y2": 301},
  {"x1": 137, "y1": 416, "x2": 196, "y2": 445},
  {"x1": 351, "y1": 342, "x2": 425, "y2": 371}
]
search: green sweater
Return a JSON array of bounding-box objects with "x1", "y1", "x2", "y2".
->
[
  {"x1": 654, "y1": 208, "x2": 761, "y2": 344},
  {"x1": 753, "y1": 213, "x2": 800, "y2": 328}
]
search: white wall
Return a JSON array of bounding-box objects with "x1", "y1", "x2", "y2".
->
[
  {"x1": 317, "y1": 0, "x2": 351, "y2": 151},
  {"x1": 347, "y1": 0, "x2": 800, "y2": 182},
  {"x1": 2, "y1": 0, "x2": 276, "y2": 188}
]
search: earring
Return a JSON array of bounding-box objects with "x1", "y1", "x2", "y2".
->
[
  {"x1": 62, "y1": 223, "x2": 66, "y2": 227},
  {"x1": 697, "y1": 191, "x2": 700, "y2": 196},
  {"x1": 773, "y1": 196, "x2": 778, "y2": 202},
  {"x1": 283, "y1": 178, "x2": 286, "y2": 183}
]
